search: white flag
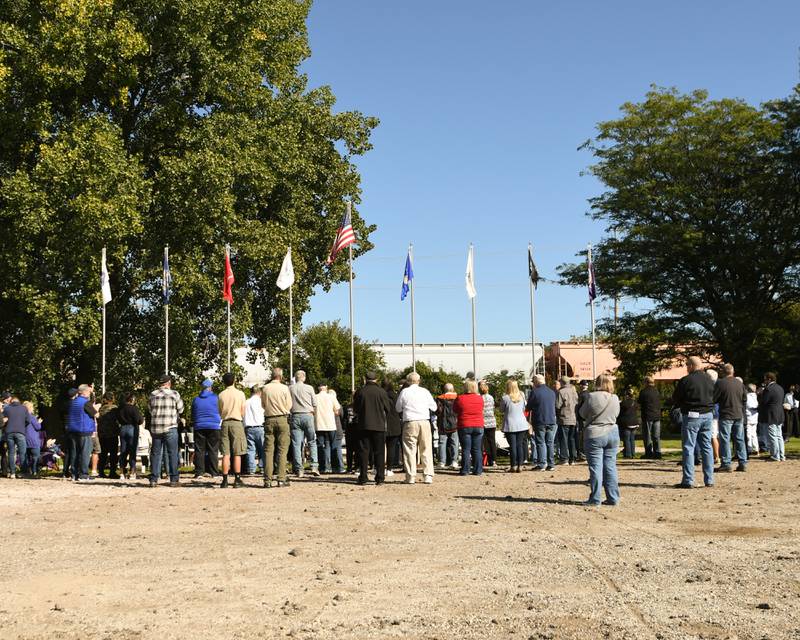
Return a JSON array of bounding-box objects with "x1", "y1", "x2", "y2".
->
[
  {"x1": 101, "y1": 247, "x2": 112, "y2": 305},
  {"x1": 465, "y1": 244, "x2": 476, "y2": 299},
  {"x1": 276, "y1": 247, "x2": 295, "y2": 290}
]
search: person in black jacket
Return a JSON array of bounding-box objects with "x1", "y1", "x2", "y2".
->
[
  {"x1": 118, "y1": 392, "x2": 144, "y2": 480},
  {"x1": 353, "y1": 371, "x2": 393, "y2": 485},
  {"x1": 617, "y1": 389, "x2": 640, "y2": 458},
  {"x1": 638, "y1": 376, "x2": 662, "y2": 459},
  {"x1": 382, "y1": 380, "x2": 402, "y2": 475},
  {"x1": 97, "y1": 392, "x2": 121, "y2": 479},
  {"x1": 673, "y1": 356, "x2": 716, "y2": 488},
  {"x1": 759, "y1": 372, "x2": 785, "y2": 461},
  {"x1": 713, "y1": 364, "x2": 748, "y2": 472}
]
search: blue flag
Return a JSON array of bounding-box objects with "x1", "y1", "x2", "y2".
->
[
  {"x1": 401, "y1": 251, "x2": 414, "y2": 301},
  {"x1": 163, "y1": 247, "x2": 172, "y2": 304}
]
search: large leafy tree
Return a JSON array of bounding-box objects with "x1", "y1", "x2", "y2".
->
[
  {"x1": 0, "y1": 0, "x2": 378, "y2": 400},
  {"x1": 560, "y1": 87, "x2": 800, "y2": 380}
]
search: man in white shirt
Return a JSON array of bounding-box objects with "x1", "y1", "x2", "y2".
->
[
  {"x1": 314, "y1": 384, "x2": 341, "y2": 473},
  {"x1": 244, "y1": 385, "x2": 265, "y2": 475},
  {"x1": 395, "y1": 372, "x2": 437, "y2": 484}
]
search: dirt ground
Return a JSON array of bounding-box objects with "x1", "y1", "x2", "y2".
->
[{"x1": 0, "y1": 457, "x2": 798, "y2": 640}]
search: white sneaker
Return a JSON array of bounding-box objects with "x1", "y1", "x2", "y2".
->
[
  {"x1": 386, "y1": 469, "x2": 394, "y2": 477},
  {"x1": 437, "y1": 463, "x2": 445, "y2": 469},
  {"x1": 450, "y1": 463, "x2": 459, "y2": 470},
  {"x1": 423, "y1": 475, "x2": 433, "y2": 484}
]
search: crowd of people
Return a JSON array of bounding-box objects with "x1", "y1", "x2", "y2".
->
[{"x1": 1, "y1": 357, "x2": 796, "y2": 505}]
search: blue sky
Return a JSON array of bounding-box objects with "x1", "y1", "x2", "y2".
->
[{"x1": 301, "y1": 1, "x2": 800, "y2": 345}]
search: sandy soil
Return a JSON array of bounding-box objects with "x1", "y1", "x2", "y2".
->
[{"x1": 0, "y1": 457, "x2": 798, "y2": 640}]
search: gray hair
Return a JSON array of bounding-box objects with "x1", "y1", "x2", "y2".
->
[
  {"x1": 406, "y1": 372, "x2": 420, "y2": 385},
  {"x1": 444, "y1": 382, "x2": 454, "y2": 393},
  {"x1": 271, "y1": 367, "x2": 284, "y2": 382},
  {"x1": 295, "y1": 370, "x2": 306, "y2": 382},
  {"x1": 723, "y1": 363, "x2": 734, "y2": 376},
  {"x1": 706, "y1": 369, "x2": 719, "y2": 383},
  {"x1": 77, "y1": 384, "x2": 92, "y2": 395}
]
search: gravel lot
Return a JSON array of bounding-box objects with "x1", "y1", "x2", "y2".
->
[{"x1": 1, "y1": 457, "x2": 798, "y2": 640}]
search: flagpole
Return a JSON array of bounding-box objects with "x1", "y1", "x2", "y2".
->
[
  {"x1": 528, "y1": 243, "x2": 538, "y2": 376},
  {"x1": 101, "y1": 246, "x2": 107, "y2": 395},
  {"x1": 226, "y1": 244, "x2": 231, "y2": 372},
  {"x1": 588, "y1": 243, "x2": 597, "y2": 380},
  {"x1": 164, "y1": 246, "x2": 169, "y2": 376},
  {"x1": 348, "y1": 243, "x2": 355, "y2": 395},
  {"x1": 409, "y1": 243, "x2": 417, "y2": 373},
  {"x1": 289, "y1": 276, "x2": 294, "y2": 380},
  {"x1": 470, "y1": 243, "x2": 477, "y2": 378}
]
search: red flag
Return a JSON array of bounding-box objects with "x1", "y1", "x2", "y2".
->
[{"x1": 222, "y1": 247, "x2": 234, "y2": 305}]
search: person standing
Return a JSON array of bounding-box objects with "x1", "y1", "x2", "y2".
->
[
  {"x1": 526, "y1": 374, "x2": 557, "y2": 471},
  {"x1": 354, "y1": 371, "x2": 392, "y2": 485},
  {"x1": 501, "y1": 379, "x2": 528, "y2": 472},
  {"x1": 617, "y1": 388, "x2": 639, "y2": 459},
  {"x1": 479, "y1": 381, "x2": 497, "y2": 467},
  {"x1": 329, "y1": 388, "x2": 346, "y2": 473},
  {"x1": 67, "y1": 385, "x2": 99, "y2": 482},
  {"x1": 555, "y1": 376, "x2": 579, "y2": 465},
  {"x1": 638, "y1": 376, "x2": 662, "y2": 459},
  {"x1": 218, "y1": 372, "x2": 247, "y2": 488},
  {"x1": 745, "y1": 384, "x2": 760, "y2": 455},
  {"x1": 673, "y1": 357, "x2": 715, "y2": 488},
  {"x1": 579, "y1": 374, "x2": 622, "y2": 506},
  {"x1": 244, "y1": 385, "x2": 265, "y2": 475},
  {"x1": 453, "y1": 380, "x2": 484, "y2": 476},
  {"x1": 118, "y1": 393, "x2": 143, "y2": 480},
  {"x1": 713, "y1": 364, "x2": 748, "y2": 472},
  {"x1": 435, "y1": 384, "x2": 459, "y2": 469},
  {"x1": 97, "y1": 392, "x2": 121, "y2": 479},
  {"x1": 382, "y1": 380, "x2": 402, "y2": 476},
  {"x1": 147, "y1": 375, "x2": 184, "y2": 487},
  {"x1": 396, "y1": 372, "x2": 437, "y2": 485},
  {"x1": 261, "y1": 368, "x2": 292, "y2": 487},
  {"x1": 783, "y1": 385, "x2": 796, "y2": 441},
  {"x1": 315, "y1": 383, "x2": 341, "y2": 475},
  {"x1": 2, "y1": 395, "x2": 31, "y2": 479},
  {"x1": 288, "y1": 370, "x2": 319, "y2": 478},
  {"x1": 759, "y1": 372, "x2": 785, "y2": 462},
  {"x1": 576, "y1": 380, "x2": 590, "y2": 461},
  {"x1": 191, "y1": 379, "x2": 221, "y2": 479},
  {"x1": 22, "y1": 401, "x2": 43, "y2": 477}
]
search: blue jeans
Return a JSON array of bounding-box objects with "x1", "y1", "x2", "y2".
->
[
  {"x1": 767, "y1": 423, "x2": 785, "y2": 460},
  {"x1": 332, "y1": 433, "x2": 344, "y2": 472},
  {"x1": 118, "y1": 424, "x2": 139, "y2": 473},
  {"x1": 150, "y1": 428, "x2": 179, "y2": 483},
  {"x1": 718, "y1": 418, "x2": 747, "y2": 466},
  {"x1": 757, "y1": 422, "x2": 768, "y2": 452},
  {"x1": 534, "y1": 424, "x2": 557, "y2": 469},
  {"x1": 69, "y1": 432, "x2": 93, "y2": 480},
  {"x1": 458, "y1": 427, "x2": 484, "y2": 475},
  {"x1": 5, "y1": 432, "x2": 26, "y2": 475},
  {"x1": 317, "y1": 431, "x2": 336, "y2": 471},
  {"x1": 585, "y1": 430, "x2": 621, "y2": 504},
  {"x1": 438, "y1": 431, "x2": 459, "y2": 466},
  {"x1": 643, "y1": 420, "x2": 661, "y2": 457},
  {"x1": 681, "y1": 413, "x2": 714, "y2": 486},
  {"x1": 506, "y1": 431, "x2": 526, "y2": 468},
  {"x1": 245, "y1": 426, "x2": 265, "y2": 473},
  {"x1": 290, "y1": 413, "x2": 318, "y2": 472},
  {"x1": 621, "y1": 427, "x2": 636, "y2": 458},
  {"x1": 25, "y1": 447, "x2": 41, "y2": 475}
]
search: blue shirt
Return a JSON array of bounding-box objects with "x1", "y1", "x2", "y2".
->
[
  {"x1": 525, "y1": 385, "x2": 557, "y2": 426},
  {"x1": 192, "y1": 390, "x2": 221, "y2": 430},
  {"x1": 67, "y1": 396, "x2": 96, "y2": 434}
]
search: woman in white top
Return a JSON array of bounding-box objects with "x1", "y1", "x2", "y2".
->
[
  {"x1": 745, "y1": 384, "x2": 760, "y2": 454},
  {"x1": 315, "y1": 384, "x2": 341, "y2": 473},
  {"x1": 500, "y1": 379, "x2": 528, "y2": 473}
]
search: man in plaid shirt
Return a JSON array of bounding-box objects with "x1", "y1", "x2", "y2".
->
[{"x1": 148, "y1": 375, "x2": 184, "y2": 487}]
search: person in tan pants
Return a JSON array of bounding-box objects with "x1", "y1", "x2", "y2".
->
[
  {"x1": 395, "y1": 372, "x2": 437, "y2": 484},
  {"x1": 261, "y1": 368, "x2": 292, "y2": 488}
]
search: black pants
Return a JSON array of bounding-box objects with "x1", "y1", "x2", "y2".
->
[
  {"x1": 194, "y1": 429, "x2": 220, "y2": 476},
  {"x1": 385, "y1": 434, "x2": 401, "y2": 468},
  {"x1": 345, "y1": 426, "x2": 360, "y2": 472},
  {"x1": 98, "y1": 436, "x2": 119, "y2": 476},
  {"x1": 359, "y1": 430, "x2": 385, "y2": 483},
  {"x1": 483, "y1": 428, "x2": 497, "y2": 465}
]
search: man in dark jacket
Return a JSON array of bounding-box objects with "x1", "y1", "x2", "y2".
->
[
  {"x1": 638, "y1": 376, "x2": 662, "y2": 459},
  {"x1": 673, "y1": 357, "x2": 715, "y2": 488},
  {"x1": 353, "y1": 371, "x2": 392, "y2": 485},
  {"x1": 526, "y1": 374, "x2": 557, "y2": 471},
  {"x1": 759, "y1": 372, "x2": 785, "y2": 461},
  {"x1": 713, "y1": 364, "x2": 748, "y2": 472}
]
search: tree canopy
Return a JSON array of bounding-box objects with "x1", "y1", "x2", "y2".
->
[
  {"x1": 0, "y1": 0, "x2": 378, "y2": 400},
  {"x1": 560, "y1": 86, "x2": 800, "y2": 381}
]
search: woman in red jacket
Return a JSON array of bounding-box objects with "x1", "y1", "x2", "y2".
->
[{"x1": 453, "y1": 380, "x2": 485, "y2": 476}]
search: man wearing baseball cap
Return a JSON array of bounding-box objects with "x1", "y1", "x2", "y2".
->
[{"x1": 191, "y1": 378, "x2": 221, "y2": 479}]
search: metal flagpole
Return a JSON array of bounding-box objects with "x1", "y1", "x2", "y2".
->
[
  {"x1": 470, "y1": 244, "x2": 477, "y2": 377},
  {"x1": 409, "y1": 243, "x2": 416, "y2": 373},
  {"x1": 289, "y1": 278, "x2": 294, "y2": 380},
  {"x1": 101, "y1": 247, "x2": 107, "y2": 396},
  {"x1": 349, "y1": 242, "x2": 355, "y2": 395},
  {"x1": 528, "y1": 243, "x2": 538, "y2": 376},
  {"x1": 164, "y1": 246, "x2": 169, "y2": 376},
  {"x1": 589, "y1": 243, "x2": 597, "y2": 380},
  {"x1": 226, "y1": 244, "x2": 231, "y2": 372}
]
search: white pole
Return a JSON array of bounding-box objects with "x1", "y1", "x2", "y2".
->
[
  {"x1": 409, "y1": 243, "x2": 416, "y2": 373},
  {"x1": 289, "y1": 282, "x2": 294, "y2": 380},
  {"x1": 589, "y1": 243, "x2": 597, "y2": 381},
  {"x1": 528, "y1": 243, "x2": 538, "y2": 376},
  {"x1": 470, "y1": 243, "x2": 477, "y2": 377},
  {"x1": 349, "y1": 242, "x2": 355, "y2": 395},
  {"x1": 164, "y1": 245, "x2": 169, "y2": 376},
  {"x1": 101, "y1": 247, "x2": 107, "y2": 396},
  {"x1": 226, "y1": 244, "x2": 231, "y2": 372}
]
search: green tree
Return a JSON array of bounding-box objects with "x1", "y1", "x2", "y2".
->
[
  {"x1": 559, "y1": 87, "x2": 800, "y2": 380},
  {"x1": 281, "y1": 321, "x2": 385, "y2": 399},
  {"x1": 391, "y1": 361, "x2": 464, "y2": 395},
  {"x1": 0, "y1": 1, "x2": 378, "y2": 401}
]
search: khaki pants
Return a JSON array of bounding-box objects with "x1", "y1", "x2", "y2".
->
[
  {"x1": 402, "y1": 420, "x2": 434, "y2": 480},
  {"x1": 264, "y1": 416, "x2": 290, "y2": 481}
]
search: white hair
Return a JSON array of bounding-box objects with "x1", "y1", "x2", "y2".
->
[
  {"x1": 295, "y1": 370, "x2": 306, "y2": 382},
  {"x1": 706, "y1": 369, "x2": 719, "y2": 382},
  {"x1": 407, "y1": 372, "x2": 420, "y2": 385},
  {"x1": 444, "y1": 383, "x2": 454, "y2": 393}
]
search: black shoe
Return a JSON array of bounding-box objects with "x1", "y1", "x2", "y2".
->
[
  {"x1": 169, "y1": 480, "x2": 179, "y2": 488},
  {"x1": 601, "y1": 499, "x2": 618, "y2": 506},
  {"x1": 673, "y1": 483, "x2": 694, "y2": 489},
  {"x1": 735, "y1": 464, "x2": 747, "y2": 472},
  {"x1": 545, "y1": 466, "x2": 555, "y2": 471},
  {"x1": 220, "y1": 476, "x2": 229, "y2": 488},
  {"x1": 108, "y1": 473, "x2": 121, "y2": 479},
  {"x1": 233, "y1": 476, "x2": 244, "y2": 488},
  {"x1": 716, "y1": 465, "x2": 732, "y2": 473},
  {"x1": 263, "y1": 479, "x2": 272, "y2": 488},
  {"x1": 148, "y1": 480, "x2": 157, "y2": 488},
  {"x1": 356, "y1": 479, "x2": 369, "y2": 485}
]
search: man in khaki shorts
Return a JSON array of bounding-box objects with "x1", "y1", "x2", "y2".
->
[
  {"x1": 218, "y1": 372, "x2": 247, "y2": 488},
  {"x1": 261, "y1": 367, "x2": 292, "y2": 488}
]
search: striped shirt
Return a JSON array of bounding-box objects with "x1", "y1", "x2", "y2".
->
[{"x1": 148, "y1": 387, "x2": 184, "y2": 435}]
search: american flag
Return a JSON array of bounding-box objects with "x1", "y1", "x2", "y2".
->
[{"x1": 326, "y1": 201, "x2": 356, "y2": 265}]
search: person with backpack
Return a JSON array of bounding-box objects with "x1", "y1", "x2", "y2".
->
[{"x1": 435, "y1": 383, "x2": 459, "y2": 469}]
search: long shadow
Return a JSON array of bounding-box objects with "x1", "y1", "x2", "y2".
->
[
  {"x1": 457, "y1": 495, "x2": 588, "y2": 506},
  {"x1": 543, "y1": 479, "x2": 664, "y2": 489}
]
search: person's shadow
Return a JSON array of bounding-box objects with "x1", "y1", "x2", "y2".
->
[{"x1": 456, "y1": 495, "x2": 588, "y2": 506}]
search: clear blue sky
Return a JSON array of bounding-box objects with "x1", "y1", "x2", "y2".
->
[{"x1": 301, "y1": 1, "x2": 800, "y2": 346}]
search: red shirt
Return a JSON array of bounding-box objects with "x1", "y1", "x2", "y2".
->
[{"x1": 453, "y1": 393, "x2": 484, "y2": 428}]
